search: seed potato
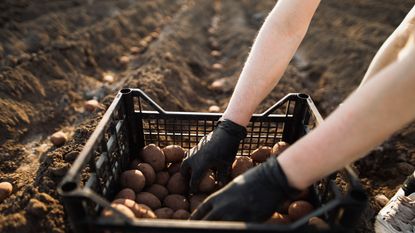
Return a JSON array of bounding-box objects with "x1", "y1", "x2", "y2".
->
[
  {"x1": 167, "y1": 173, "x2": 188, "y2": 194},
  {"x1": 102, "y1": 203, "x2": 135, "y2": 220},
  {"x1": 250, "y1": 146, "x2": 272, "y2": 163},
  {"x1": 136, "y1": 163, "x2": 156, "y2": 186},
  {"x1": 288, "y1": 201, "x2": 314, "y2": 221},
  {"x1": 265, "y1": 212, "x2": 291, "y2": 224},
  {"x1": 135, "y1": 192, "x2": 161, "y2": 210},
  {"x1": 120, "y1": 170, "x2": 145, "y2": 193},
  {"x1": 231, "y1": 156, "x2": 254, "y2": 178},
  {"x1": 154, "y1": 207, "x2": 174, "y2": 219},
  {"x1": 308, "y1": 217, "x2": 330, "y2": 230},
  {"x1": 162, "y1": 145, "x2": 185, "y2": 163},
  {"x1": 115, "y1": 188, "x2": 135, "y2": 201},
  {"x1": 270, "y1": 141, "x2": 289, "y2": 157},
  {"x1": 0, "y1": 182, "x2": 12, "y2": 203},
  {"x1": 50, "y1": 131, "x2": 67, "y2": 146},
  {"x1": 112, "y1": 198, "x2": 156, "y2": 219},
  {"x1": 172, "y1": 209, "x2": 190, "y2": 220},
  {"x1": 156, "y1": 172, "x2": 170, "y2": 186},
  {"x1": 146, "y1": 184, "x2": 168, "y2": 200},
  {"x1": 164, "y1": 194, "x2": 189, "y2": 211},
  {"x1": 139, "y1": 144, "x2": 166, "y2": 172},
  {"x1": 167, "y1": 163, "x2": 181, "y2": 175}
]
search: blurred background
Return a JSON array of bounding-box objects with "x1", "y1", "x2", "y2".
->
[{"x1": 0, "y1": 0, "x2": 414, "y2": 232}]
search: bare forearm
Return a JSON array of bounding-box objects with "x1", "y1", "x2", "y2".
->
[
  {"x1": 223, "y1": 0, "x2": 321, "y2": 126},
  {"x1": 279, "y1": 46, "x2": 415, "y2": 190},
  {"x1": 360, "y1": 5, "x2": 415, "y2": 86}
]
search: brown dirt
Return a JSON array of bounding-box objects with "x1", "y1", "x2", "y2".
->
[{"x1": 0, "y1": 0, "x2": 414, "y2": 232}]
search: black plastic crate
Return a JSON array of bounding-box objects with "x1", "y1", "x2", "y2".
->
[{"x1": 59, "y1": 88, "x2": 367, "y2": 233}]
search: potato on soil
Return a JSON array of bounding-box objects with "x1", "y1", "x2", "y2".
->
[
  {"x1": 50, "y1": 131, "x2": 67, "y2": 146},
  {"x1": 119, "y1": 55, "x2": 130, "y2": 65},
  {"x1": 0, "y1": 182, "x2": 12, "y2": 202},
  {"x1": 102, "y1": 203, "x2": 135, "y2": 220},
  {"x1": 208, "y1": 105, "x2": 220, "y2": 113},
  {"x1": 112, "y1": 198, "x2": 156, "y2": 219},
  {"x1": 162, "y1": 145, "x2": 185, "y2": 163},
  {"x1": 115, "y1": 188, "x2": 135, "y2": 201},
  {"x1": 172, "y1": 209, "x2": 190, "y2": 220},
  {"x1": 167, "y1": 173, "x2": 188, "y2": 194},
  {"x1": 270, "y1": 141, "x2": 289, "y2": 157},
  {"x1": 210, "y1": 50, "x2": 221, "y2": 57},
  {"x1": 135, "y1": 192, "x2": 161, "y2": 210},
  {"x1": 231, "y1": 156, "x2": 254, "y2": 178},
  {"x1": 136, "y1": 163, "x2": 156, "y2": 185},
  {"x1": 308, "y1": 217, "x2": 330, "y2": 230},
  {"x1": 190, "y1": 194, "x2": 207, "y2": 212},
  {"x1": 288, "y1": 201, "x2": 314, "y2": 221},
  {"x1": 250, "y1": 146, "x2": 272, "y2": 163},
  {"x1": 212, "y1": 63, "x2": 223, "y2": 70},
  {"x1": 156, "y1": 171, "x2": 170, "y2": 186},
  {"x1": 265, "y1": 212, "x2": 291, "y2": 224},
  {"x1": 154, "y1": 207, "x2": 174, "y2": 219},
  {"x1": 164, "y1": 194, "x2": 189, "y2": 211},
  {"x1": 84, "y1": 99, "x2": 104, "y2": 112},
  {"x1": 167, "y1": 162, "x2": 181, "y2": 175},
  {"x1": 146, "y1": 184, "x2": 168, "y2": 200},
  {"x1": 139, "y1": 144, "x2": 166, "y2": 172},
  {"x1": 198, "y1": 172, "x2": 216, "y2": 193},
  {"x1": 120, "y1": 170, "x2": 146, "y2": 193}
]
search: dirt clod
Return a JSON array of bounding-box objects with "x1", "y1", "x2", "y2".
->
[{"x1": 25, "y1": 199, "x2": 48, "y2": 217}]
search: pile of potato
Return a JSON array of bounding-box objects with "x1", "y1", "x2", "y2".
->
[
  {"x1": 103, "y1": 144, "x2": 213, "y2": 220},
  {"x1": 102, "y1": 141, "x2": 329, "y2": 229}
]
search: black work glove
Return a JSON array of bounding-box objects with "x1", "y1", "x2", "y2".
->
[
  {"x1": 180, "y1": 119, "x2": 247, "y2": 193},
  {"x1": 190, "y1": 156, "x2": 301, "y2": 222}
]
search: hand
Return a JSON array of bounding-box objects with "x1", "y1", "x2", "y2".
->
[
  {"x1": 180, "y1": 119, "x2": 247, "y2": 193},
  {"x1": 190, "y1": 156, "x2": 300, "y2": 222}
]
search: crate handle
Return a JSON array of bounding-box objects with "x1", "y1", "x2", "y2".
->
[{"x1": 129, "y1": 88, "x2": 313, "y2": 117}]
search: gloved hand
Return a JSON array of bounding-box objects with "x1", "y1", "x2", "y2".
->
[
  {"x1": 190, "y1": 156, "x2": 301, "y2": 222},
  {"x1": 180, "y1": 119, "x2": 247, "y2": 193}
]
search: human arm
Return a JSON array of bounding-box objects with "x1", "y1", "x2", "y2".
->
[
  {"x1": 191, "y1": 39, "x2": 415, "y2": 221},
  {"x1": 359, "y1": 5, "x2": 415, "y2": 86},
  {"x1": 222, "y1": 0, "x2": 321, "y2": 127},
  {"x1": 181, "y1": 0, "x2": 321, "y2": 191},
  {"x1": 280, "y1": 37, "x2": 415, "y2": 189}
]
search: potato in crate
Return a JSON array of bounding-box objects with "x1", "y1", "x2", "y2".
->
[{"x1": 59, "y1": 88, "x2": 367, "y2": 233}]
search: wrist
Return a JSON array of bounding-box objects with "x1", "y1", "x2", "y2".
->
[
  {"x1": 277, "y1": 155, "x2": 311, "y2": 190},
  {"x1": 222, "y1": 110, "x2": 251, "y2": 127},
  {"x1": 217, "y1": 118, "x2": 247, "y2": 140}
]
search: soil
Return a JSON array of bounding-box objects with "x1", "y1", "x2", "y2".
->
[{"x1": 0, "y1": 0, "x2": 414, "y2": 232}]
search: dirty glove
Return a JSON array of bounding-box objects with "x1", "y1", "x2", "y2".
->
[
  {"x1": 190, "y1": 156, "x2": 301, "y2": 222},
  {"x1": 180, "y1": 119, "x2": 247, "y2": 192}
]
